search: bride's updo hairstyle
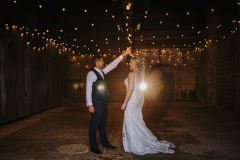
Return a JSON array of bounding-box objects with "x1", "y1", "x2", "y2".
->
[
  {"x1": 131, "y1": 57, "x2": 142, "y2": 69},
  {"x1": 131, "y1": 57, "x2": 145, "y2": 79}
]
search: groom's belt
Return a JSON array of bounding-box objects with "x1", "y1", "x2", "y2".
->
[{"x1": 92, "y1": 98, "x2": 108, "y2": 102}]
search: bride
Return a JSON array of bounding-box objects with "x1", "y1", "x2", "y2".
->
[{"x1": 120, "y1": 55, "x2": 175, "y2": 155}]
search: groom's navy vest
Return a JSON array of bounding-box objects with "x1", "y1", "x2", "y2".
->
[{"x1": 92, "y1": 69, "x2": 109, "y2": 101}]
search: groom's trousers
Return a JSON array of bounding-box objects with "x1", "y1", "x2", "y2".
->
[{"x1": 89, "y1": 99, "x2": 111, "y2": 148}]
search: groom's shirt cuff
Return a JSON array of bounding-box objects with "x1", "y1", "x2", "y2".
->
[{"x1": 87, "y1": 102, "x2": 93, "y2": 107}]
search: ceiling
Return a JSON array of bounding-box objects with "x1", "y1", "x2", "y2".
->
[{"x1": 2, "y1": 0, "x2": 239, "y2": 55}]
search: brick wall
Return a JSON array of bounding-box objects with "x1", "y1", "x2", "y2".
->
[{"x1": 216, "y1": 35, "x2": 240, "y2": 111}]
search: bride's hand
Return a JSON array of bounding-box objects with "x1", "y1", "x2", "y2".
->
[
  {"x1": 121, "y1": 103, "x2": 127, "y2": 111},
  {"x1": 122, "y1": 47, "x2": 131, "y2": 57}
]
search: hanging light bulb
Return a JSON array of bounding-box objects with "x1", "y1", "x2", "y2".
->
[{"x1": 126, "y1": 2, "x2": 132, "y2": 10}]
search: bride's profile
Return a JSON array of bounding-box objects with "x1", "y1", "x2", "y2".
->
[{"x1": 121, "y1": 54, "x2": 175, "y2": 155}]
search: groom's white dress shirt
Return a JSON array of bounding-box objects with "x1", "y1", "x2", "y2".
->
[{"x1": 86, "y1": 55, "x2": 123, "y2": 107}]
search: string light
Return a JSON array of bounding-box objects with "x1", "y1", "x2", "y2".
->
[
  {"x1": 126, "y1": 2, "x2": 132, "y2": 10},
  {"x1": 3, "y1": 2, "x2": 237, "y2": 66}
]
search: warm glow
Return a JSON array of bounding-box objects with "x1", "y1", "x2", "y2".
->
[
  {"x1": 140, "y1": 82, "x2": 147, "y2": 90},
  {"x1": 97, "y1": 84, "x2": 105, "y2": 91}
]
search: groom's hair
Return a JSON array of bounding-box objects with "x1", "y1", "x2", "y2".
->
[{"x1": 93, "y1": 54, "x2": 102, "y2": 66}]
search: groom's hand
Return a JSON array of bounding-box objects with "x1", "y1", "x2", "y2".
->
[{"x1": 88, "y1": 105, "x2": 95, "y2": 113}]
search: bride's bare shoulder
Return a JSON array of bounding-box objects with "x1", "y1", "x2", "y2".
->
[{"x1": 128, "y1": 72, "x2": 135, "y2": 79}]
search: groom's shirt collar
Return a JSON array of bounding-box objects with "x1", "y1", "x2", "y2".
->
[
  {"x1": 94, "y1": 67, "x2": 104, "y2": 79},
  {"x1": 94, "y1": 67, "x2": 102, "y2": 73}
]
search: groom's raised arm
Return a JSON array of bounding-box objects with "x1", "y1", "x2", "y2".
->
[
  {"x1": 102, "y1": 47, "x2": 131, "y2": 75},
  {"x1": 102, "y1": 55, "x2": 123, "y2": 75}
]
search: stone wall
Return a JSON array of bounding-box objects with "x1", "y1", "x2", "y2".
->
[
  {"x1": 67, "y1": 62, "x2": 196, "y2": 103},
  {"x1": 196, "y1": 0, "x2": 240, "y2": 120},
  {"x1": 172, "y1": 66, "x2": 196, "y2": 101}
]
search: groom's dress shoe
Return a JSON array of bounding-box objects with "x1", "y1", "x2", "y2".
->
[
  {"x1": 90, "y1": 147, "x2": 103, "y2": 154},
  {"x1": 103, "y1": 144, "x2": 117, "y2": 149}
]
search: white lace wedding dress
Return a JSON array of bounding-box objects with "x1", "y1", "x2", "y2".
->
[{"x1": 122, "y1": 75, "x2": 175, "y2": 155}]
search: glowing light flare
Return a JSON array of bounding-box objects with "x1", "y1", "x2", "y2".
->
[
  {"x1": 140, "y1": 82, "x2": 147, "y2": 91},
  {"x1": 97, "y1": 84, "x2": 105, "y2": 91}
]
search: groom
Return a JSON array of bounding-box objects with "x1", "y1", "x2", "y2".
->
[{"x1": 86, "y1": 48, "x2": 130, "y2": 154}]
